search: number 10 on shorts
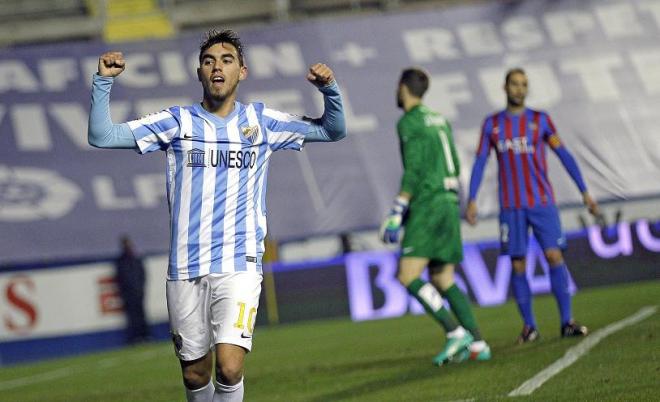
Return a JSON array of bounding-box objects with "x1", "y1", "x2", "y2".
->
[{"x1": 233, "y1": 302, "x2": 257, "y2": 334}]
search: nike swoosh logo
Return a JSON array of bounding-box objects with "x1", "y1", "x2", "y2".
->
[{"x1": 240, "y1": 333, "x2": 252, "y2": 339}]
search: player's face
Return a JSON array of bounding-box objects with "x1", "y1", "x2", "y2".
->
[
  {"x1": 505, "y1": 72, "x2": 527, "y2": 107},
  {"x1": 198, "y1": 43, "x2": 247, "y2": 102}
]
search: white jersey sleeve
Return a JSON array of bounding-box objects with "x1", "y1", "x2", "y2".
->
[
  {"x1": 261, "y1": 107, "x2": 310, "y2": 152},
  {"x1": 127, "y1": 107, "x2": 182, "y2": 154}
]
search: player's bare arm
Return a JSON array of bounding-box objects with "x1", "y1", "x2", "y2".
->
[
  {"x1": 307, "y1": 63, "x2": 335, "y2": 87},
  {"x1": 466, "y1": 200, "x2": 478, "y2": 226},
  {"x1": 98, "y1": 51, "x2": 126, "y2": 77}
]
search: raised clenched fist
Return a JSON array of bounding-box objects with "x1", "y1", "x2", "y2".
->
[
  {"x1": 98, "y1": 51, "x2": 126, "y2": 77},
  {"x1": 306, "y1": 63, "x2": 335, "y2": 88}
]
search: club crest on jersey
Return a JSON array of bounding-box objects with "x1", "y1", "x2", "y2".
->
[
  {"x1": 241, "y1": 125, "x2": 260, "y2": 143},
  {"x1": 187, "y1": 148, "x2": 206, "y2": 167}
]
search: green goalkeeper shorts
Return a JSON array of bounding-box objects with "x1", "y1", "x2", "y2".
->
[{"x1": 401, "y1": 196, "x2": 463, "y2": 263}]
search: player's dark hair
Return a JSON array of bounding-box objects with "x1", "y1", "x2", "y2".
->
[
  {"x1": 199, "y1": 29, "x2": 245, "y2": 66},
  {"x1": 400, "y1": 68, "x2": 429, "y2": 98},
  {"x1": 505, "y1": 67, "x2": 526, "y2": 85}
]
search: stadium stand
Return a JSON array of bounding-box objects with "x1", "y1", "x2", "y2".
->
[{"x1": 0, "y1": 0, "x2": 491, "y2": 45}]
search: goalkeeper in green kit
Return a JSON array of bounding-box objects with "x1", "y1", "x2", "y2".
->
[{"x1": 380, "y1": 68, "x2": 491, "y2": 365}]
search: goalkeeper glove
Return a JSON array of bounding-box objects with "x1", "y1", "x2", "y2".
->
[{"x1": 379, "y1": 196, "x2": 409, "y2": 244}]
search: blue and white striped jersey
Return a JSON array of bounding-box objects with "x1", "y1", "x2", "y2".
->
[{"x1": 127, "y1": 102, "x2": 309, "y2": 280}]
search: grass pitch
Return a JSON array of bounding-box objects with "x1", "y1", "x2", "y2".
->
[{"x1": 1, "y1": 281, "x2": 658, "y2": 401}]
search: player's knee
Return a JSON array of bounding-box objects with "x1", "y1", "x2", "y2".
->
[
  {"x1": 544, "y1": 250, "x2": 563, "y2": 266},
  {"x1": 397, "y1": 271, "x2": 415, "y2": 287},
  {"x1": 182, "y1": 365, "x2": 212, "y2": 389},
  {"x1": 429, "y1": 264, "x2": 453, "y2": 291},
  {"x1": 511, "y1": 258, "x2": 526, "y2": 274},
  {"x1": 433, "y1": 275, "x2": 454, "y2": 292},
  {"x1": 216, "y1": 362, "x2": 244, "y2": 385}
]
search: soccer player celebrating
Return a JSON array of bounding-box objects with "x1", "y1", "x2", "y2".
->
[
  {"x1": 466, "y1": 68, "x2": 600, "y2": 343},
  {"x1": 381, "y1": 68, "x2": 490, "y2": 366},
  {"x1": 88, "y1": 30, "x2": 346, "y2": 402}
]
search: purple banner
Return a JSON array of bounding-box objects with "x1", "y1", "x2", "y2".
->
[
  {"x1": 268, "y1": 218, "x2": 660, "y2": 322},
  {"x1": 1, "y1": 0, "x2": 660, "y2": 263}
]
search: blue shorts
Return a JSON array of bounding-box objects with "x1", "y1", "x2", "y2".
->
[{"x1": 499, "y1": 206, "x2": 566, "y2": 257}]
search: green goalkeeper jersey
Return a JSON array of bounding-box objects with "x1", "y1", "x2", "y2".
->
[{"x1": 397, "y1": 104, "x2": 460, "y2": 201}]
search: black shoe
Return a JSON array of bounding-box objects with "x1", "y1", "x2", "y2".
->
[
  {"x1": 561, "y1": 321, "x2": 588, "y2": 338},
  {"x1": 517, "y1": 325, "x2": 540, "y2": 344}
]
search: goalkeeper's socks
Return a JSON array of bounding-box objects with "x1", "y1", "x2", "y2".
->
[
  {"x1": 511, "y1": 271, "x2": 537, "y2": 329},
  {"x1": 185, "y1": 380, "x2": 214, "y2": 402},
  {"x1": 214, "y1": 377, "x2": 244, "y2": 402},
  {"x1": 407, "y1": 278, "x2": 458, "y2": 333},
  {"x1": 442, "y1": 284, "x2": 482, "y2": 341},
  {"x1": 549, "y1": 263, "x2": 572, "y2": 326}
]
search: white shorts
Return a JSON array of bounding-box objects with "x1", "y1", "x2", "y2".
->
[{"x1": 166, "y1": 272, "x2": 263, "y2": 361}]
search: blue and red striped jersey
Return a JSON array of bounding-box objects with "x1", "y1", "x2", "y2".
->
[{"x1": 468, "y1": 108, "x2": 587, "y2": 210}]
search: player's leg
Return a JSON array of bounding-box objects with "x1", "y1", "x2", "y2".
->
[
  {"x1": 181, "y1": 353, "x2": 215, "y2": 401},
  {"x1": 399, "y1": 258, "x2": 473, "y2": 365},
  {"x1": 214, "y1": 344, "x2": 246, "y2": 402},
  {"x1": 430, "y1": 262, "x2": 490, "y2": 361},
  {"x1": 398, "y1": 257, "x2": 472, "y2": 365},
  {"x1": 398, "y1": 257, "x2": 458, "y2": 333},
  {"x1": 510, "y1": 256, "x2": 539, "y2": 343},
  {"x1": 210, "y1": 272, "x2": 263, "y2": 401},
  {"x1": 429, "y1": 263, "x2": 481, "y2": 340},
  {"x1": 547, "y1": 249, "x2": 589, "y2": 337},
  {"x1": 501, "y1": 209, "x2": 538, "y2": 342},
  {"x1": 531, "y1": 206, "x2": 588, "y2": 337},
  {"x1": 166, "y1": 277, "x2": 215, "y2": 401},
  {"x1": 544, "y1": 248, "x2": 572, "y2": 327}
]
